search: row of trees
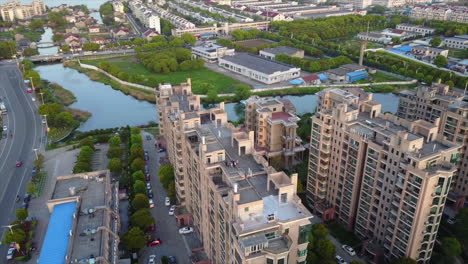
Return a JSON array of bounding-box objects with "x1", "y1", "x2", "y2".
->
[
  {"x1": 158, "y1": 165, "x2": 175, "y2": 202},
  {"x1": 231, "y1": 28, "x2": 261, "y2": 41},
  {"x1": 72, "y1": 137, "x2": 95, "y2": 173},
  {"x1": 275, "y1": 54, "x2": 353, "y2": 73},
  {"x1": 38, "y1": 103, "x2": 75, "y2": 129},
  {"x1": 136, "y1": 47, "x2": 204, "y2": 74},
  {"x1": 107, "y1": 135, "x2": 124, "y2": 175},
  {"x1": 123, "y1": 127, "x2": 154, "y2": 251}
]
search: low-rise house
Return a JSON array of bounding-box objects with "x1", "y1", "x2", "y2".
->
[
  {"x1": 68, "y1": 39, "x2": 82, "y2": 51},
  {"x1": 443, "y1": 35, "x2": 468, "y2": 50},
  {"x1": 411, "y1": 45, "x2": 449, "y2": 62},
  {"x1": 191, "y1": 42, "x2": 235, "y2": 63},
  {"x1": 65, "y1": 26, "x2": 80, "y2": 34},
  {"x1": 301, "y1": 74, "x2": 321, "y2": 85},
  {"x1": 396, "y1": 24, "x2": 435, "y2": 36},
  {"x1": 89, "y1": 25, "x2": 100, "y2": 33},
  {"x1": 259, "y1": 46, "x2": 304, "y2": 60},
  {"x1": 326, "y1": 67, "x2": 348, "y2": 82},
  {"x1": 65, "y1": 15, "x2": 76, "y2": 23},
  {"x1": 218, "y1": 53, "x2": 301, "y2": 84},
  {"x1": 75, "y1": 21, "x2": 86, "y2": 29},
  {"x1": 91, "y1": 36, "x2": 106, "y2": 45},
  {"x1": 453, "y1": 59, "x2": 468, "y2": 75},
  {"x1": 346, "y1": 70, "x2": 367, "y2": 82},
  {"x1": 113, "y1": 28, "x2": 129, "y2": 39},
  {"x1": 64, "y1": 34, "x2": 80, "y2": 44},
  {"x1": 143, "y1": 29, "x2": 159, "y2": 41}
]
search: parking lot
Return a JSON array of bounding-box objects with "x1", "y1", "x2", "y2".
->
[{"x1": 140, "y1": 132, "x2": 202, "y2": 264}]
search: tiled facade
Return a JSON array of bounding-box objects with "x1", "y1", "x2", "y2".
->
[
  {"x1": 306, "y1": 88, "x2": 461, "y2": 263},
  {"x1": 157, "y1": 80, "x2": 313, "y2": 264}
]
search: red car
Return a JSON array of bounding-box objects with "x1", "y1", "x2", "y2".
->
[
  {"x1": 16, "y1": 161, "x2": 22, "y2": 167},
  {"x1": 26, "y1": 88, "x2": 33, "y2": 93},
  {"x1": 147, "y1": 238, "x2": 162, "y2": 246},
  {"x1": 145, "y1": 174, "x2": 151, "y2": 181},
  {"x1": 148, "y1": 224, "x2": 156, "y2": 231}
]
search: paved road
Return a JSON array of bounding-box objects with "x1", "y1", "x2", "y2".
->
[
  {"x1": 140, "y1": 132, "x2": 202, "y2": 264},
  {"x1": 0, "y1": 62, "x2": 44, "y2": 257}
]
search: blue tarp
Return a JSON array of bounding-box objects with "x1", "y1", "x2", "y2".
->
[
  {"x1": 38, "y1": 202, "x2": 77, "y2": 264},
  {"x1": 389, "y1": 45, "x2": 412, "y2": 54},
  {"x1": 317, "y1": 73, "x2": 328, "y2": 81},
  {"x1": 346, "y1": 70, "x2": 367, "y2": 82},
  {"x1": 289, "y1": 78, "x2": 304, "y2": 85}
]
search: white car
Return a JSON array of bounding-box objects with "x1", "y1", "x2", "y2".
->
[
  {"x1": 148, "y1": 254, "x2": 156, "y2": 264},
  {"x1": 3, "y1": 125, "x2": 7, "y2": 131},
  {"x1": 335, "y1": 255, "x2": 347, "y2": 264},
  {"x1": 149, "y1": 199, "x2": 155, "y2": 208},
  {"x1": 342, "y1": 245, "x2": 356, "y2": 256},
  {"x1": 179, "y1": 227, "x2": 194, "y2": 235},
  {"x1": 146, "y1": 182, "x2": 151, "y2": 190},
  {"x1": 32, "y1": 97, "x2": 36, "y2": 102},
  {"x1": 169, "y1": 205, "x2": 175, "y2": 216},
  {"x1": 6, "y1": 247, "x2": 15, "y2": 260},
  {"x1": 165, "y1": 197, "x2": 171, "y2": 206}
]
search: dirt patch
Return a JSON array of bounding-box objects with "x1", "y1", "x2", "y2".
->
[{"x1": 236, "y1": 39, "x2": 276, "y2": 48}]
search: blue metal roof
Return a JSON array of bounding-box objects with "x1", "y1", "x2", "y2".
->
[
  {"x1": 346, "y1": 70, "x2": 367, "y2": 77},
  {"x1": 38, "y1": 202, "x2": 77, "y2": 264},
  {"x1": 317, "y1": 73, "x2": 328, "y2": 81},
  {"x1": 289, "y1": 78, "x2": 304, "y2": 85}
]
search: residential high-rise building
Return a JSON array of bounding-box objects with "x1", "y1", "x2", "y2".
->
[
  {"x1": 410, "y1": 5, "x2": 468, "y2": 23},
  {"x1": 245, "y1": 96, "x2": 305, "y2": 168},
  {"x1": 157, "y1": 80, "x2": 313, "y2": 264},
  {"x1": 306, "y1": 88, "x2": 461, "y2": 263},
  {"x1": 0, "y1": 1, "x2": 45, "y2": 22},
  {"x1": 397, "y1": 84, "x2": 468, "y2": 207}
]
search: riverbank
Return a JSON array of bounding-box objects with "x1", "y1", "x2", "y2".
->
[{"x1": 64, "y1": 60, "x2": 157, "y2": 103}]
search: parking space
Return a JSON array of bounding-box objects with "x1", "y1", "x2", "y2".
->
[{"x1": 140, "y1": 132, "x2": 202, "y2": 264}]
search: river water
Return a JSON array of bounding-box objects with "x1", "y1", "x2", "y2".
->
[{"x1": 13, "y1": 0, "x2": 107, "y2": 10}]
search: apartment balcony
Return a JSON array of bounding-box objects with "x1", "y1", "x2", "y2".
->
[{"x1": 263, "y1": 235, "x2": 292, "y2": 255}]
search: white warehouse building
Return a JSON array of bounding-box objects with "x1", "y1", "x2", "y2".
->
[{"x1": 218, "y1": 53, "x2": 300, "y2": 84}]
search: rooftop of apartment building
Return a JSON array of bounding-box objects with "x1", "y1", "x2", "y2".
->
[
  {"x1": 261, "y1": 46, "x2": 302, "y2": 55},
  {"x1": 219, "y1": 53, "x2": 299, "y2": 74},
  {"x1": 43, "y1": 170, "x2": 116, "y2": 263}
]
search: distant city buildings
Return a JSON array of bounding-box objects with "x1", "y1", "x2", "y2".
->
[
  {"x1": 0, "y1": 1, "x2": 46, "y2": 22},
  {"x1": 129, "y1": 0, "x2": 162, "y2": 32},
  {"x1": 218, "y1": 53, "x2": 301, "y2": 84},
  {"x1": 306, "y1": 88, "x2": 461, "y2": 263},
  {"x1": 397, "y1": 84, "x2": 468, "y2": 207},
  {"x1": 410, "y1": 5, "x2": 468, "y2": 23},
  {"x1": 156, "y1": 79, "x2": 313, "y2": 264}
]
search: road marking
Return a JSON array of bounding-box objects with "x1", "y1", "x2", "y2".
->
[{"x1": 0, "y1": 70, "x2": 18, "y2": 180}]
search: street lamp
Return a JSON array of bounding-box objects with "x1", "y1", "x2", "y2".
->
[
  {"x1": 39, "y1": 92, "x2": 44, "y2": 104},
  {"x1": 43, "y1": 114, "x2": 49, "y2": 133}
]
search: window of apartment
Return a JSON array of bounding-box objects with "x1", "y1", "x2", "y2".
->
[
  {"x1": 278, "y1": 258, "x2": 285, "y2": 264},
  {"x1": 297, "y1": 249, "x2": 307, "y2": 257},
  {"x1": 250, "y1": 244, "x2": 262, "y2": 254},
  {"x1": 281, "y1": 193, "x2": 287, "y2": 203},
  {"x1": 266, "y1": 258, "x2": 274, "y2": 264},
  {"x1": 298, "y1": 224, "x2": 312, "y2": 244},
  {"x1": 265, "y1": 232, "x2": 275, "y2": 239}
]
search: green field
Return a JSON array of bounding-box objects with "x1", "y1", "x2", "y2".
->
[
  {"x1": 448, "y1": 48, "x2": 467, "y2": 60},
  {"x1": 82, "y1": 56, "x2": 241, "y2": 94}
]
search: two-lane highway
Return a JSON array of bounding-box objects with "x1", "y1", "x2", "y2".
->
[{"x1": 0, "y1": 62, "x2": 44, "y2": 257}]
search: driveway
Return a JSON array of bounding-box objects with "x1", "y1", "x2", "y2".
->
[{"x1": 139, "y1": 132, "x2": 202, "y2": 264}]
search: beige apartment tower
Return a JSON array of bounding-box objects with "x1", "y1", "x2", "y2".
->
[
  {"x1": 157, "y1": 80, "x2": 313, "y2": 264},
  {"x1": 397, "y1": 84, "x2": 468, "y2": 208},
  {"x1": 245, "y1": 96, "x2": 305, "y2": 169},
  {"x1": 306, "y1": 88, "x2": 461, "y2": 263},
  {"x1": 0, "y1": 1, "x2": 45, "y2": 22}
]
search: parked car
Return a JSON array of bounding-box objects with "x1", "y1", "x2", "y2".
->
[
  {"x1": 147, "y1": 238, "x2": 162, "y2": 246},
  {"x1": 32, "y1": 97, "x2": 36, "y2": 102},
  {"x1": 165, "y1": 197, "x2": 171, "y2": 206},
  {"x1": 21, "y1": 201, "x2": 28, "y2": 209},
  {"x1": 149, "y1": 199, "x2": 155, "y2": 208},
  {"x1": 148, "y1": 189, "x2": 153, "y2": 198},
  {"x1": 2, "y1": 125, "x2": 7, "y2": 131},
  {"x1": 179, "y1": 227, "x2": 194, "y2": 234},
  {"x1": 168, "y1": 256, "x2": 177, "y2": 264},
  {"x1": 146, "y1": 135, "x2": 151, "y2": 140},
  {"x1": 144, "y1": 154, "x2": 149, "y2": 161},
  {"x1": 23, "y1": 194, "x2": 31, "y2": 203},
  {"x1": 169, "y1": 205, "x2": 175, "y2": 216},
  {"x1": 26, "y1": 88, "x2": 32, "y2": 93},
  {"x1": 145, "y1": 174, "x2": 151, "y2": 181},
  {"x1": 335, "y1": 255, "x2": 347, "y2": 264},
  {"x1": 158, "y1": 148, "x2": 165, "y2": 153},
  {"x1": 149, "y1": 224, "x2": 156, "y2": 231},
  {"x1": 148, "y1": 255, "x2": 156, "y2": 264},
  {"x1": 16, "y1": 161, "x2": 22, "y2": 167},
  {"x1": 144, "y1": 165, "x2": 149, "y2": 174},
  {"x1": 146, "y1": 182, "x2": 151, "y2": 190},
  {"x1": 6, "y1": 247, "x2": 15, "y2": 260},
  {"x1": 342, "y1": 245, "x2": 355, "y2": 256}
]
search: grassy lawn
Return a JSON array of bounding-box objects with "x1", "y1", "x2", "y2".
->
[
  {"x1": 143, "y1": 126, "x2": 159, "y2": 138},
  {"x1": 82, "y1": 56, "x2": 241, "y2": 94},
  {"x1": 326, "y1": 221, "x2": 361, "y2": 247},
  {"x1": 0, "y1": 31, "x2": 14, "y2": 39},
  {"x1": 448, "y1": 48, "x2": 467, "y2": 59},
  {"x1": 356, "y1": 71, "x2": 403, "y2": 84}
]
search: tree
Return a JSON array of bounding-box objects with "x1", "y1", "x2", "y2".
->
[
  {"x1": 131, "y1": 158, "x2": 145, "y2": 172},
  {"x1": 169, "y1": 37, "x2": 183, "y2": 47},
  {"x1": 132, "y1": 193, "x2": 149, "y2": 210},
  {"x1": 16, "y1": 208, "x2": 28, "y2": 221},
  {"x1": 52, "y1": 34, "x2": 64, "y2": 43},
  {"x1": 83, "y1": 43, "x2": 100, "y2": 51},
  {"x1": 23, "y1": 48, "x2": 39, "y2": 57},
  {"x1": 369, "y1": 5, "x2": 386, "y2": 14},
  {"x1": 132, "y1": 171, "x2": 145, "y2": 182},
  {"x1": 0, "y1": 41, "x2": 16, "y2": 59},
  {"x1": 441, "y1": 237, "x2": 461, "y2": 257},
  {"x1": 79, "y1": 136, "x2": 95, "y2": 149},
  {"x1": 26, "y1": 181, "x2": 37, "y2": 195},
  {"x1": 389, "y1": 257, "x2": 417, "y2": 264},
  {"x1": 158, "y1": 164, "x2": 174, "y2": 189},
  {"x1": 4, "y1": 229, "x2": 26, "y2": 244},
  {"x1": 34, "y1": 153, "x2": 44, "y2": 171},
  {"x1": 167, "y1": 182, "x2": 176, "y2": 201},
  {"x1": 131, "y1": 127, "x2": 141, "y2": 135},
  {"x1": 391, "y1": 37, "x2": 402, "y2": 44},
  {"x1": 429, "y1": 36, "x2": 442, "y2": 47},
  {"x1": 433, "y1": 55, "x2": 448, "y2": 68},
  {"x1": 424, "y1": 75, "x2": 433, "y2": 84},
  {"x1": 181, "y1": 33, "x2": 196, "y2": 46},
  {"x1": 108, "y1": 158, "x2": 122, "y2": 174},
  {"x1": 130, "y1": 208, "x2": 154, "y2": 230},
  {"x1": 234, "y1": 84, "x2": 251, "y2": 101},
  {"x1": 454, "y1": 208, "x2": 468, "y2": 244},
  {"x1": 107, "y1": 146, "x2": 123, "y2": 159},
  {"x1": 316, "y1": 239, "x2": 335, "y2": 260},
  {"x1": 123, "y1": 227, "x2": 146, "y2": 251},
  {"x1": 108, "y1": 136, "x2": 122, "y2": 147},
  {"x1": 312, "y1": 223, "x2": 328, "y2": 241},
  {"x1": 130, "y1": 145, "x2": 144, "y2": 161},
  {"x1": 73, "y1": 161, "x2": 92, "y2": 173},
  {"x1": 29, "y1": 19, "x2": 44, "y2": 31},
  {"x1": 133, "y1": 180, "x2": 147, "y2": 195},
  {"x1": 55, "y1": 112, "x2": 73, "y2": 127},
  {"x1": 206, "y1": 90, "x2": 218, "y2": 103}
]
